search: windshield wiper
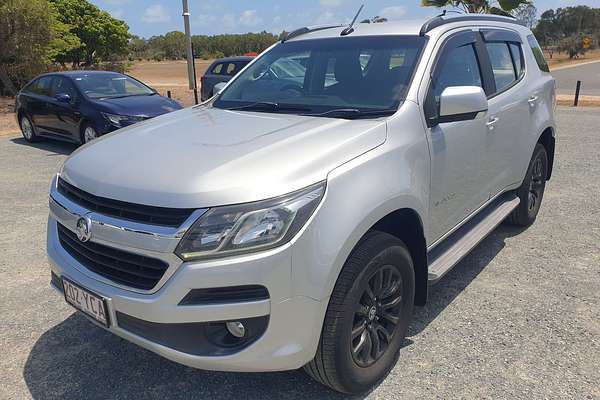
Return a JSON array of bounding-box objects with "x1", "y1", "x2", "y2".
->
[
  {"x1": 303, "y1": 108, "x2": 397, "y2": 119},
  {"x1": 224, "y1": 102, "x2": 310, "y2": 113}
]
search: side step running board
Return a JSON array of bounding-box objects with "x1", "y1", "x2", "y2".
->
[{"x1": 427, "y1": 193, "x2": 520, "y2": 285}]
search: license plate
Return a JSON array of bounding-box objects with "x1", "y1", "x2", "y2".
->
[{"x1": 62, "y1": 278, "x2": 110, "y2": 327}]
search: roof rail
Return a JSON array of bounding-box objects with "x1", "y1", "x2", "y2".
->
[
  {"x1": 419, "y1": 14, "x2": 522, "y2": 36},
  {"x1": 282, "y1": 24, "x2": 344, "y2": 42}
]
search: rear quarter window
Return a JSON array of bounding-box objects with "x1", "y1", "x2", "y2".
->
[{"x1": 527, "y1": 35, "x2": 550, "y2": 73}]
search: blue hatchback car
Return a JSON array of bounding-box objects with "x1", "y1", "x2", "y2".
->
[{"x1": 15, "y1": 71, "x2": 182, "y2": 144}]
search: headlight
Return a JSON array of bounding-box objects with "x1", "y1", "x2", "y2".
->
[
  {"x1": 102, "y1": 112, "x2": 146, "y2": 127},
  {"x1": 175, "y1": 182, "x2": 325, "y2": 261}
]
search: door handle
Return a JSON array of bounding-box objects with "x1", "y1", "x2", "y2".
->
[
  {"x1": 486, "y1": 116, "x2": 499, "y2": 130},
  {"x1": 528, "y1": 95, "x2": 539, "y2": 106}
]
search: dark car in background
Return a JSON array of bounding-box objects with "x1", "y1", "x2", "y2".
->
[
  {"x1": 15, "y1": 71, "x2": 182, "y2": 144},
  {"x1": 200, "y1": 56, "x2": 253, "y2": 101}
]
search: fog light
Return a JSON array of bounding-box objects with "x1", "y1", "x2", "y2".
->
[{"x1": 226, "y1": 321, "x2": 245, "y2": 338}]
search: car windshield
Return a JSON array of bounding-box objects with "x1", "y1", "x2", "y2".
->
[
  {"x1": 72, "y1": 73, "x2": 154, "y2": 99},
  {"x1": 214, "y1": 35, "x2": 426, "y2": 117}
]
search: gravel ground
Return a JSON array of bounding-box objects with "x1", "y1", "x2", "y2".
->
[{"x1": 1, "y1": 107, "x2": 599, "y2": 399}]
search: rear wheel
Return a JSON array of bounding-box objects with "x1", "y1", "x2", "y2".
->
[
  {"x1": 304, "y1": 231, "x2": 415, "y2": 394},
  {"x1": 507, "y1": 143, "x2": 548, "y2": 226},
  {"x1": 20, "y1": 115, "x2": 39, "y2": 143}
]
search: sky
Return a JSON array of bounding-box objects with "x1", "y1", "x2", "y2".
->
[{"x1": 90, "y1": 0, "x2": 600, "y2": 38}]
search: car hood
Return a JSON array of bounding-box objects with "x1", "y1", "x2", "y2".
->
[
  {"x1": 91, "y1": 94, "x2": 182, "y2": 117},
  {"x1": 60, "y1": 106, "x2": 387, "y2": 208}
]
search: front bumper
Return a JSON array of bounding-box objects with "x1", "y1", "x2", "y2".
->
[{"x1": 46, "y1": 178, "x2": 327, "y2": 372}]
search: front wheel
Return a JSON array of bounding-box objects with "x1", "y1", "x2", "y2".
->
[
  {"x1": 304, "y1": 231, "x2": 415, "y2": 394},
  {"x1": 81, "y1": 124, "x2": 99, "y2": 144},
  {"x1": 507, "y1": 143, "x2": 548, "y2": 226}
]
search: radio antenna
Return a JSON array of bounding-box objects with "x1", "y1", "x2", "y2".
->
[{"x1": 341, "y1": 4, "x2": 364, "y2": 36}]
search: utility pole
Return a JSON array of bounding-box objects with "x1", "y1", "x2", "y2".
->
[{"x1": 182, "y1": 0, "x2": 196, "y2": 91}]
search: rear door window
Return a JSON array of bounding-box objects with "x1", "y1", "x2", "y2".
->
[
  {"x1": 486, "y1": 42, "x2": 517, "y2": 93},
  {"x1": 33, "y1": 76, "x2": 54, "y2": 97},
  {"x1": 225, "y1": 63, "x2": 237, "y2": 75}
]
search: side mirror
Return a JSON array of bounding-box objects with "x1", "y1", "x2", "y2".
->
[
  {"x1": 438, "y1": 86, "x2": 487, "y2": 123},
  {"x1": 54, "y1": 93, "x2": 71, "y2": 103},
  {"x1": 213, "y1": 81, "x2": 227, "y2": 95}
]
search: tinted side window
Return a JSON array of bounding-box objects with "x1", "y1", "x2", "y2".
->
[
  {"x1": 527, "y1": 34, "x2": 550, "y2": 73},
  {"x1": 509, "y1": 43, "x2": 524, "y2": 78},
  {"x1": 33, "y1": 76, "x2": 54, "y2": 97},
  {"x1": 424, "y1": 42, "x2": 482, "y2": 125},
  {"x1": 235, "y1": 61, "x2": 248, "y2": 73},
  {"x1": 52, "y1": 77, "x2": 78, "y2": 101},
  {"x1": 211, "y1": 63, "x2": 224, "y2": 74},
  {"x1": 433, "y1": 44, "x2": 482, "y2": 99},
  {"x1": 486, "y1": 42, "x2": 517, "y2": 93},
  {"x1": 22, "y1": 79, "x2": 38, "y2": 93},
  {"x1": 225, "y1": 63, "x2": 236, "y2": 75}
]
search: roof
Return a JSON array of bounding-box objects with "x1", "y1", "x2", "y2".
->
[
  {"x1": 285, "y1": 14, "x2": 524, "y2": 42},
  {"x1": 211, "y1": 56, "x2": 254, "y2": 63},
  {"x1": 286, "y1": 20, "x2": 427, "y2": 41},
  {"x1": 46, "y1": 70, "x2": 125, "y2": 78}
]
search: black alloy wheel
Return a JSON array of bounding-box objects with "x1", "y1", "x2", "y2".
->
[{"x1": 351, "y1": 265, "x2": 404, "y2": 367}]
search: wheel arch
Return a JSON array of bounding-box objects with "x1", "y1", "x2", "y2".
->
[
  {"x1": 537, "y1": 127, "x2": 555, "y2": 180},
  {"x1": 369, "y1": 208, "x2": 428, "y2": 306},
  {"x1": 16, "y1": 108, "x2": 26, "y2": 123}
]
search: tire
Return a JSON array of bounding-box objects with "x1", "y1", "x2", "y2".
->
[
  {"x1": 80, "y1": 123, "x2": 99, "y2": 144},
  {"x1": 507, "y1": 143, "x2": 548, "y2": 227},
  {"x1": 20, "y1": 115, "x2": 39, "y2": 143},
  {"x1": 304, "y1": 231, "x2": 415, "y2": 394}
]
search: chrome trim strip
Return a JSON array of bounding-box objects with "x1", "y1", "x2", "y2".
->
[
  {"x1": 49, "y1": 175, "x2": 207, "y2": 252},
  {"x1": 48, "y1": 174, "x2": 208, "y2": 294}
]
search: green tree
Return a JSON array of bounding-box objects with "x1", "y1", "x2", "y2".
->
[
  {"x1": 49, "y1": 0, "x2": 130, "y2": 66},
  {"x1": 533, "y1": 6, "x2": 600, "y2": 57},
  {"x1": 0, "y1": 0, "x2": 73, "y2": 94},
  {"x1": 513, "y1": 3, "x2": 537, "y2": 28},
  {"x1": 421, "y1": 0, "x2": 530, "y2": 16}
]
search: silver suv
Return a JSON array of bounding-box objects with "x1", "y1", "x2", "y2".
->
[{"x1": 47, "y1": 14, "x2": 556, "y2": 394}]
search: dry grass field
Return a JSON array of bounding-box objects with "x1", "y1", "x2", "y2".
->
[
  {"x1": 128, "y1": 60, "x2": 214, "y2": 107},
  {"x1": 546, "y1": 49, "x2": 600, "y2": 69}
]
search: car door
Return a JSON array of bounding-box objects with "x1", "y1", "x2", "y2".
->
[
  {"x1": 478, "y1": 29, "x2": 530, "y2": 196},
  {"x1": 423, "y1": 31, "x2": 494, "y2": 242},
  {"x1": 48, "y1": 77, "x2": 82, "y2": 139},
  {"x1": 28, "y1": 76, "x2": 55, "y2": 131}
]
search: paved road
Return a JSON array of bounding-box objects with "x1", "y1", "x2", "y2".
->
[
  {"x1": 552, "y1": 61, "x2": 600, "y2": 96},
  {"x1": 1, "y1": 108, "x2": 599, "y2": 399}
]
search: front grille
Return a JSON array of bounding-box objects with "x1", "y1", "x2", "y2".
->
[
  {"x1": 57, "y1": 223, "x2": 169, "y2": 290},
  {"x1": 178, "y1": 285, "x2": 270, "y2": 306},
  {"x1": 57, "y1": 177, "x2": 195, "y2": 228}
]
